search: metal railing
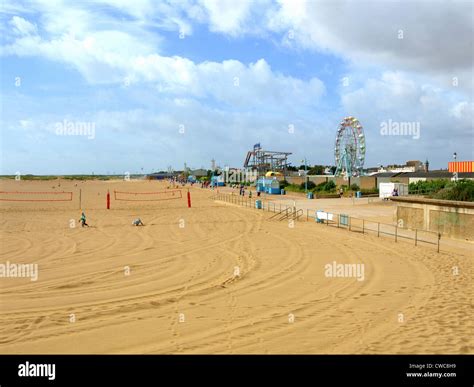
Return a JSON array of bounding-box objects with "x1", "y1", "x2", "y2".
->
[
  {"x1": 316, "y1": 210, "x2": 441, "y2": 252},
  {"x1": 212, "y1": 193, "x2": 441, "y2": 252}
]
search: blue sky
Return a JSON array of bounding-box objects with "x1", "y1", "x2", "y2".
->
[{"x1": 0, "y1": 0, "x2": 472, "y2": 174}]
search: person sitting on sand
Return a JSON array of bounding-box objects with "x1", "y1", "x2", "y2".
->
[
  {"x1": 79, "y1": 212, "x2": 89, "y2": 227},
  {"x1": 132, "y1": 218, "x2": 144, "y2": 226}
]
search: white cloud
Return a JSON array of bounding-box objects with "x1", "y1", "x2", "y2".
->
[
  {"x1": 1, "y1": 0, "x2": 472, "y2": 173},
  {"x1": 9, "y1": 15, "x2": 37, "y2": 35},
  {"x1": 450, "y1": 101, "x2": 473, "y2": 123},
  {"x1": 2, "y1": 15, "x2": 325, "y2": 107},
  {"x1": 268, "y1": 0, "x2": 473, "y2": 75},
  {"x1": 197, "y1": 0, "x2": 253, "y2": 36},
  {"x1": 340, "y1": 71, "x2": 473, "y2": 166}
]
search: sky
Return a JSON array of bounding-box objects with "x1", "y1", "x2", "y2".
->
[{"x1": 0, "y1": 0, "x2": 472, "y2": 174}]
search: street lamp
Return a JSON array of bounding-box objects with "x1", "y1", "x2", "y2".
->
[
  {"x1": 301, "y1": 158, "x2": 308, "y2": 193},
  {"x1": 453, "y1": 152, "x2": 458, "y2": 181}
]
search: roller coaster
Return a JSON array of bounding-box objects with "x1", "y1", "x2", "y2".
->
[{"x1": 244, "y1": 143, "x2": 292, "y2": 176}]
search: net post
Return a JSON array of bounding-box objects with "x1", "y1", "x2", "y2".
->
[
  {"x1": 187, "y1": 189, "x2": 191, "y2": 208},
  {"x1": 107, "y1": 190, "x2": 110, "y2": 209}
]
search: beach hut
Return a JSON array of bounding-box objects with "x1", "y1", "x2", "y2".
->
[
  {"x1": 256, "y1": 177, "x2": 281, "y2": 194},
  {"x1": 211, "y1": 175, "x2": 225, "y2": 187}
]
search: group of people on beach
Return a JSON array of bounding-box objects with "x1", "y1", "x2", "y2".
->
[{"x1": 230, "y1": 184, "x2": 259, "y2": 198}]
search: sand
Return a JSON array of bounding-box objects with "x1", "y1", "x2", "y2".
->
[{"x1": 0, "y1": 179, "x2": 472, "y2": 354}]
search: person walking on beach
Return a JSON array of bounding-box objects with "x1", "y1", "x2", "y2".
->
[{"x1": 79, "y1": 212, "x2": 89, "y2": 227}]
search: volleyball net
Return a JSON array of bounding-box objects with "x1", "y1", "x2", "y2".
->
[
  {"x1": 113, "y1": 190, "x2": 182, "y2": 201},
  {"x1": 0, "y1": 191, "x2": 74, "y2": 202}
]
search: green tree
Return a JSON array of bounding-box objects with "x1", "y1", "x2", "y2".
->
[
  {"x1": 308, "y1": 165, "x2": 325, "y2": 175},
  {"x1": 350, "y1": 183, "x2": 360, "y2": 191},
  {"x1": 324, "y1": 180, "x2": 336, "y2": 192}
]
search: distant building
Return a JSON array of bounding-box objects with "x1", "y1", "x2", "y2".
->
[
  {"x1": 298, "y1": 169, "x2": 308, "y2": 176},
  {"x1": 376, "y1": 160, "x2": 425, "y2": 174},
  {"x1": 371, "y1": 170, "x2": 474, "y2": 187},
  {"x1": 406, "y1": 160, "x2": 425, "y2": 171},
  {"x1": 147, "y1": 171, "x2": 179, "y2": 180},
  {"x1": 190, "y1": 169, "x2": 207, "y2": 178}
]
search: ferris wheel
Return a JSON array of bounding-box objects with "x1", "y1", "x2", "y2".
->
[{"x1": 334, "y1": 116, "x2": 366, "y2": 178}]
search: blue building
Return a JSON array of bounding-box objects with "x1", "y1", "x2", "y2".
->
[
  {"x1": 256, "y1": 178, "x2": 281, "y2": 194},
  {"x1": 211, "y1": 175, "x2": 225, "y2": 187}
]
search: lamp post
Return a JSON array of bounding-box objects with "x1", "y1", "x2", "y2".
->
[
  {"x1": 453, "y1": 152, "x2": 458, "y2": 182},
  {"x1": 301, "y1": 158, "x2": 308, "y2": 193}
]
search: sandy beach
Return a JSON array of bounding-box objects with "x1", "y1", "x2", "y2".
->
[{"x1": 0, "y1": 179, "x2": 472, "y2": 354}]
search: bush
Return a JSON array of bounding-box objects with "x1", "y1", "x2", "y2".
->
[
  {"x1": 313, "y1": 182, "x2": 326, "y2": 192},
  {"x1": 279, "y1": 180, "x2": 289, "y2": 189},
  {"x1": 312, "y1": 180, "x2": 337, "y2": 193},
  {"x1": 300, "y1": 181, "x2": 316, "y2": 190},
  {"x1": 324, "y1": 180, "x2": 336, "y2": 192},
  {"x1": 360, "y1": 188, "x2": 379, "y2": 195},
  {"x1": 350, "y1": 183, "x2": 360, "y2": 191},
  {"x1": 409, "y1": 179, "x2": 449, "y2": 194},
  {"x1": 285, "y1": 184, "x2": 304, "y2": 192},
  {"x1": 432, "y1": 180, "x2": 474, "y2": 202}
]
